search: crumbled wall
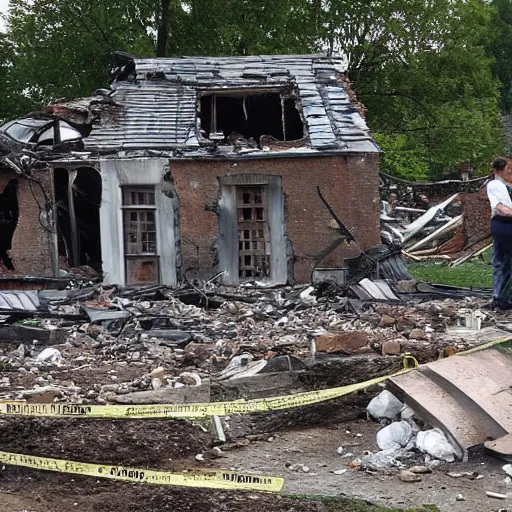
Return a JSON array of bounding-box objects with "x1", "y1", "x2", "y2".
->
[
  {"x1": 0, "y1": 168, "x2": 54, "y2": 276},
  {"x1": 460, "y1": 190, "x2": 491, "y2": 244},
  {"x1": 171, "y1": 154, "x2": 381, "y2": 283}
]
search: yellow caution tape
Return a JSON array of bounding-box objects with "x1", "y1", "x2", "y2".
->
[
  {"x1": 0, "y1": 450, "x2": 284, "y2": 492},
  {"x1": 458, "y1": 335, "x2": 512, "y2": 356},
  {"x1": 0, "y1": 356, "x2": 418, "y2": 420}
]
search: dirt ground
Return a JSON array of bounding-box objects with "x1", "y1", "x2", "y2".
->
[
  {"x1": 0, "y1": 416, "x2": 510, "y2": 512},
  {"x1": 217, "y1": 420, "x2": 510, "y2": 512}
]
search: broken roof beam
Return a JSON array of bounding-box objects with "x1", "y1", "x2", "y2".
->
[
  {"x1": 406, "y1": 215, "x2": 463, "y2": 253},
  {"x1": 402, "y1": 193, "x2": 459, "y2": 242}
]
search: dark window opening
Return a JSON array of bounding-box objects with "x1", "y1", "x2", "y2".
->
[
  {"x1": 0, "y1": 179, "x2": 19, "y2": 270},
  {"x1": 73, "y1": 168, "x2": 102, "y2": 271},
  {"x1": 236, "y1": 186, "x2": 270, "y2": 280},
  {"x1": 200, "y1": 92, "x2": 304, "y2": 145},
  {"x1": 54, "y1": 167, "x2": 102, "y2": 273},
  {"x1": 122, "y1": 186, "x2": 159, "y2": 285}
]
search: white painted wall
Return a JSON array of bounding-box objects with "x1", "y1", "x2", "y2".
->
[{"x1": 99, "y1": 158, "x2": 177, "y2": 286}]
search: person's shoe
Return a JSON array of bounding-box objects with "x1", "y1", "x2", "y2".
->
[{"x1": 483, "y1": 299, "x2": 499, "y2": 310}]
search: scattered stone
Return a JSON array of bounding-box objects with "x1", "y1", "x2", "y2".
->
[
  {"x1": 409, "y1": 466, "x2": 432, "y2": 474},
  {"x1": 447, "y1": 471, "x2": 477, "y2": 479},
  {"x1": 456, "y1": 493, "x2": 466, "y2": 502},
  {"x1": 35, "y1": 347, "x2": 63, "y2": 364},
  {"x1": 379, "y1": 315, "x2": 395, "y2": 328},
  {"x1": 151, "y1": 378, "x2": 163, "y2": 390},
  {"x1": 336, "y1": 446, "x2": 344, "y2": 455},
  {"x1": 195, "y1": 454, "x2": 205, "y2": 462},
  {"x1": 408, "y1": 328, "x2": 428, "y2": 340},
  {"x1": 381, "y1": 340, "x2": 401, "y2": 355},
  {"x1": 314, "y1": 332, "x2": 369, "y2": 354},
  {"x1": 286, "y1": 463, "x2": 310, "y2": 473},
  {"x1": 177, "y1": 372, "x2": 201, "y2": 386},
  {"x1": 332, "y1": 469, "x2": 348, "y2": 475},
  {"x1": 150, "y1": 367, "x2": 165, "y2": 379},
  {"x1": 399, "y1": 470, "x2": 422, "y2": 483}
]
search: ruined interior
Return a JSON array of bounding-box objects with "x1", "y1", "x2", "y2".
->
[
  {"x1": 53, "y1": 167, "x2": 101, "y2": 272},
  {"x1": 199, "y1": 90, "x2": 304, "y2": 144},
  {"x1": 0, "y1": 179, "x2": 19, "y2": 270}
]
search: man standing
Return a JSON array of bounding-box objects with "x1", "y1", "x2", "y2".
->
[{"x1": 487, "y1": 158, "x2": 512, "y2": 308}]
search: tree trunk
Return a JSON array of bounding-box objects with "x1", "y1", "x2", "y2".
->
[{"x1": 156, "y1": 0, "x2": 171, "y2": 57}]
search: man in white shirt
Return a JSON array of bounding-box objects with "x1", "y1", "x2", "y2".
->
[{"x1": 487, "y1": 158, "x2": 512, "y2": 308}]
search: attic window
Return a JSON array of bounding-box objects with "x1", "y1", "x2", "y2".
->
[
  {"x1": 199, "y1": 91, "x2": 304, "y2": 145},
  {"x1": 0, "y1": 118, "x2": 82, "y2": 145}
]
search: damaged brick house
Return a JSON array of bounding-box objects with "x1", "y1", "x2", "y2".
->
[{"x1": 0, "y1": 54, "x2": 381, "y2": 287}]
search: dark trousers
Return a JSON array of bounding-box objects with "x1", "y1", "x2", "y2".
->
[{"x1": 491, "y1": 217, "x2": 512, "y2": 307}]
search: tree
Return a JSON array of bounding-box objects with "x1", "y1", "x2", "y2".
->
[
  {"x1": 0, "y1": 0, "x2": 506, "y2": 181},
  {"x1": 487, "y1": 0, "x2": 512, "y2": 110},
  {"x1": 328, "y1": 0, "x2": 505, "y2": 178}
]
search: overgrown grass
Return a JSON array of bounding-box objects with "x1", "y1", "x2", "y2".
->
[{"x1": 408, "y1": 260, "x2": 492, "y2": 288}]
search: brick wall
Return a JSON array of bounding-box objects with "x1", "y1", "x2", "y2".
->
[
  {"x1": 171, "y1": 153, "x2": 380, "y2": 283},
  {"x1": 0, "y1": 168, "x2": 54, "y2": 276},
  {"x1": 460, "y1": 189, "x2": 491, "y2": 244}
]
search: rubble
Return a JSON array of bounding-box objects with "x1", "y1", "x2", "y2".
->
[
  {"x1": 399, "y1": 469, "x2": 422, "y2": 482},
  {"x1": 0, "y1": 280, "x2": 502, "y2": 409},
  {"x1": 380, "y1": 172, "x2": 493, "y2": 264}
]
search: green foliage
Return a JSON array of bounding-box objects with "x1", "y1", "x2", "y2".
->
[
  {"x1": 409, "y1": 261, "x2": 493, "y2": 288},
  {"x1": 355, "y1": 0, "x2": 505, "y2": 178},
  {"x1": 373, "y1": 133, "x2": 430, "y2": 181},
  {"x1": 0, "y1": 0, "x2": 507, "y2": 182},
  {"x1": 487, "y1": 0, "x2": 512, "y2": 109}
]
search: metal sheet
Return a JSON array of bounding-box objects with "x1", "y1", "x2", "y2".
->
[{"x1": 84, "y1": 55, "x2": 379, "y2": 154}]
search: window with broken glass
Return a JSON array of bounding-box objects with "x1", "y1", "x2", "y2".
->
[
  {"x1": 237, "y1": 186, "x2": 271, "y2": 279},
  {"x1": 121, "y1": 187, "x2": 159, "y2": 284}
]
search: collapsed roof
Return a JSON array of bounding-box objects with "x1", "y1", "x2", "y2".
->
[{"x1": 0, "y1": 54, "x2": 380, "y2": 163}]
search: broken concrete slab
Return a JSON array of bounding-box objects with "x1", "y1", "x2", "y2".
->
[
  {"x1": 389, "y1": 370, "x2": 484, "y2": 461},
  {"x1": 390, "y1": 348, "x2": 512, "y2": 460},
  {"x1": 0, "y1": 324, "x2": 68, "y2": 345},
  {"x1": 484, "y1": 434, "x2": 512, "y2": 462},
  {"x1": 108, "y1": 383, "x2": 211, "y2": 404},
  {"x1": 423, "y1": 349, "x2": 512, "y2": 438}
]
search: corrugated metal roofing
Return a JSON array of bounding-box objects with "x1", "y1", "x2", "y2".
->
[{"x1": 85, "y1": 55, "x2": 379, "y2": 155}]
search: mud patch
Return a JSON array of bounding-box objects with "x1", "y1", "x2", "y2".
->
[
  {"x1": 0, "y1": 472, "x2": 391, "y2": 512},
  {"x1": 0, "y1": 417, "x2": 211, "y2": 466}
]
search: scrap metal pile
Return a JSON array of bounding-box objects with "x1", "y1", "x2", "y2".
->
[{"x1": 380, "y1": 172, "x2": 493, "y2": 265}]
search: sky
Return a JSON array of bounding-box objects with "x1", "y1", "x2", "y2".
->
[{"x1": 0, "y1": 0, "x2": 8, "y2": 31}]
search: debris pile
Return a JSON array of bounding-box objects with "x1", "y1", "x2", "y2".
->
[
  {"x1": 0, "y1": 281, "x2": 503, "y2": 408},
  {"x1": 380, "y1": 172, "x2": 493, "y2": 264},
  {"x1": 343, "y1": 390, "x2": 460, "y2": 476}
]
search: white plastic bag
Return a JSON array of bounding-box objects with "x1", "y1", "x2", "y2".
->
[
  {"x1": 376, "y1": 421, "x2": 413, "y2": 450},
  {"x1": 35, "y1": 347, "x2": 63, "y2": 365},
  {"x1": 416, "y1": 428, "x2": 457, "y2": 462},
  {"x1": 300, "y1": 286, "x2": 317, "y2": 305},
  {"x1": 367, "y1": 390, "x2": 403, "y2": 420}
]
